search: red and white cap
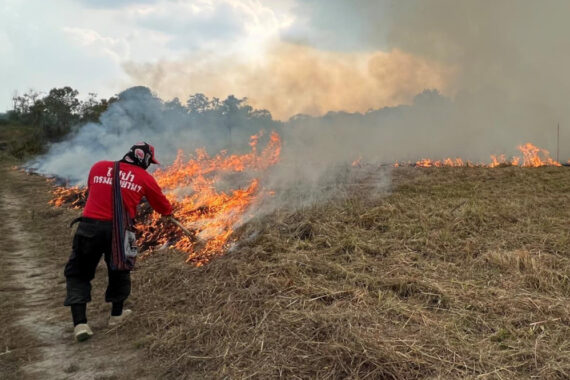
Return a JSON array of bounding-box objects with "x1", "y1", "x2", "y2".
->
[
  {"x1": 148, "y1": 144, "x2": 160, "y2": 164},
  {"x1": 127, "y1": 142, "x2": 161, "y2": 167}
]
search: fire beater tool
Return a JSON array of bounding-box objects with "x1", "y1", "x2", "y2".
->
[{"x1": 167, "y1": 216, "x2": 207, "y2": 247}]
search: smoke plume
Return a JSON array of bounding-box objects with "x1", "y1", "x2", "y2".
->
[
  {"x1": 122, "y1": 1, "x2": 570, "y2": 160},
  {"x1": 28, "y1": 86, "x2": 282, "y2": 184},
  {"x1": 30, "y1": 1, "x2": 570, "y2": 195},
  {"x1": 124, "y1": 43, "x2": 454, "y2": 121}
]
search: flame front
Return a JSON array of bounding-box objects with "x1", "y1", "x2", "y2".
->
[
  {"x1": 138, "y1": 131, "x2": 282, "y2": 265},
  {"x1": 51, "y1": 139, "x2": 563, "y2": 267},
  {"x1": 394, "y1": 143, "x2": 562, "y2": 168},
  {"x1": 49, "y1": 185, "x2": 87, "y2": 209},
  {"x1": 49, "y1": 131, "x2": 281, "y2": 266},
  {"x1": 413, "y1": 158, "x2": 465, "y2": 168},
  {"x1": 517, "y1": 143, "x2": 561, "y2": 167}
]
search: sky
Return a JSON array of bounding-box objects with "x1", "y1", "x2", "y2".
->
[
  {"x1": 0, "y1": 0, "x2": 450, "y2": 119},
  {"x1": 16, "y1": 0, "x2": 570, "y2": 181},
  {"x1": 0, "y1": 0, "x2": 292, "y2": 114},
  {"x1": 2, "y1": 0, "x2": 570, "y2": 123}
]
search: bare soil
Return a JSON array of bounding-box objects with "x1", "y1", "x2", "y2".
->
[{"x1": 0, "y1": 164, "x2": 152, "y2": 380}]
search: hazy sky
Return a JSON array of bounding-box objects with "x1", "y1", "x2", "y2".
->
[
  {"x1": 22, "y1": 0, "x2": 570, "y2": 177},
  {"x1": 0, "y1": 0, "x2": 431, "y2": 118},
  {"x1": 0, "y1": 0, "x2": 295, "y2": 112},
  {"x1": 2, "y1": 0, "x2": 569, "y2": 122}
]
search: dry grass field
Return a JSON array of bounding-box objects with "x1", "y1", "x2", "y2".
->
[
  {"x1": 2, "y1": 163, "x2": 569, "y2": 379},
  {"x1": 130, "y1": 166, "x2": 570, "y2": 378}
]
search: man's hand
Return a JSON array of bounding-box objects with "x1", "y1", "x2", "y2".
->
[{"x1": 160, "y1": 215, "x2": 174, "y2": 224}]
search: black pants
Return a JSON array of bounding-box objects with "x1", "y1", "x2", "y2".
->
[{"x1": 63, "y1": 219, "x2": 131, "y2": 306}]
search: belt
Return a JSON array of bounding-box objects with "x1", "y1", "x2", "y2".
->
[{"x1": 70, "y1": 217, "x2": 112, "y2": 227}]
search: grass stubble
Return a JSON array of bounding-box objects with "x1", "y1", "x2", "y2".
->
[
  {"x1": 132, "y1": 166, "x2": 570, "y2": 379},
  {"x1": 2, "y1": 163, "x2": 570, "y2": 379}
]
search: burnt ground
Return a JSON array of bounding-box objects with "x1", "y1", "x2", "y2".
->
[{"x1": 0, "y1": 164, "x2": 154, "y2": 379}]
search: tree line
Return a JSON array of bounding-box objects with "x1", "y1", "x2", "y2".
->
[
  {"x1": 7, "y1": 87, "x2": 117, "y2": 142},
  {"x1": 2, "y1": 85, "x2": 280, "y2": 158}
]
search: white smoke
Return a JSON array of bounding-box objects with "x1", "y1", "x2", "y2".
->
[
  {"x1": 28, "y1": 86, "x2": 279, "y2": 184},
  {"x1": 121, "y1": 1, "x2": 570, "y2": 163}
]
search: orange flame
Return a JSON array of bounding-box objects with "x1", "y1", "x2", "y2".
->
[
  {"x1": 414, "y1": 158, "x2": 465, "y2": 168},
  {"x1": 49, "y1": 131, "x2": 281, "y2": 266},
  {"x1": 517, "y1": 143, "x2": 561, "y2": 167},
  {"x1": 49, "y1": 185, "x2": 87, "y2": 209},
  {"x1": 352, "y1": 156, "x2": 363, "y2": 167},
  {"x1": 394, "y1": 143, "x2": 562, "y2": 168},
  {"x1": 139, "y1": 130, "x2": 282, "y2": 265},
  {"x1": 50, "y1": 139, "x2": 561, "y2": 267}
]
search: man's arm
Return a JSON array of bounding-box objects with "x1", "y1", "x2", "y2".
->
[{"x1": 142, "y1": 173, "x2": 173, "y2": 216}]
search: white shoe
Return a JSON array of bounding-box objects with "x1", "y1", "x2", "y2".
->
[
  {"x1": 74, "y1": 323, "x2": 93, "y2": 342},
  {"x1": 108, "y1": 309, "x2": 132, "y2": 326}
]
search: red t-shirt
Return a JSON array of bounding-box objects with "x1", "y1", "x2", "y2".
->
[{"x1": 83, "y1": 161, "x2": 172, "y2": 221}]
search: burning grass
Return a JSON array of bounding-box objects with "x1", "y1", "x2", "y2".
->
[
  {"x1": 127, "y1": 166, "x2": 570, "y2": 379},
  {"x1": 51, "y1": 131, "x2": 282, "y2": 266},
  {"x1": 394, "y1": 142, "x2": 563, "y2": 168},
  {"x1": 49, "y1": 185, "x2": 87, "y2": 209},
  {"x1": 51, "y1": 140, "x2": 562, "y2": 267},
  {"x1": 46, "y1": 142, "x2": 570, "y2": 377},
  {"x1": 140, "y1": 131, "x2": 281, "y2": 265}
]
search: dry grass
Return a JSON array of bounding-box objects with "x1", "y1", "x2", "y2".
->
[
  {"x1": 4, "y1": 162, "x2": 569, "y2": 378},
  {"x1": 125, "y1": 166, "x2": 570, "y2": 379}
]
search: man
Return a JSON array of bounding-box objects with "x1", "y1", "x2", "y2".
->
[{"x1": 64, "y1": 142, "x2": 172, "y2": 342}]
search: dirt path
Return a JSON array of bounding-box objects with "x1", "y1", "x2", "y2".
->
[{"x1": 0, "y1": 167, "x2": 149, "y2": 380}]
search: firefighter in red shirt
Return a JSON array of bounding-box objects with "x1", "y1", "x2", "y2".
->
[{"x1": 64, "y1": 142, "x2": 172, "y2": 342}]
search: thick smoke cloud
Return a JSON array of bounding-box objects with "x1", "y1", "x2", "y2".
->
[
  {"x1": 125, "y1": 1, "x2": 570, "y2": 159},
  {"x1": 124, "y1": 43, "x2": 452, "y2": 121},
  {"x1": 386, "y1": 1, "x2": 570, "y2": 100},
  {"x1": 30, "y1": 1, "x2": 570, "y2": 190},
  {"x1": 386, "y1": 0, "x2": 570, "y2": 158},
  {"x1": 263, "y1": 0, "x2": 569, "y2": 161},
  {"x1": 29, "y1": 86, "x2": 282, "y2": 184}
]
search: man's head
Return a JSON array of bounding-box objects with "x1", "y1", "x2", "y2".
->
[{"x1": 121, "y1": 142, "x2": 160, "y2": 169}]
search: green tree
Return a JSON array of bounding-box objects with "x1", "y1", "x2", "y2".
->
[
  {"x1": 80, "y1": 93, "x2": 117, "y2": 123},
  {"x1": 222, "y1": 95, "x2": 248, "y2": 147},
  {"x1": 186, "y1": 93, "x2": 210, "y2": 113},
  {"x1": 11, "y1": 89, "x2": 42, "y2": 122}
]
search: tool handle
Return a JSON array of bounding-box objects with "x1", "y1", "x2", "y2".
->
[
  {"x1": 169, "y1": 216, "x2": 193, "y2": 235},
  {"x1": 168, "y1": 216, "x2": 207, "y2": 246}
]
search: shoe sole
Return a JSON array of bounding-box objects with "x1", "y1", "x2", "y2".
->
[
  {"x1": 108, "y1": 311, "x2": 132, "y2": 327},
  {"x1": 75, "y1": 332, "x2": 92, "y2": 342}
]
